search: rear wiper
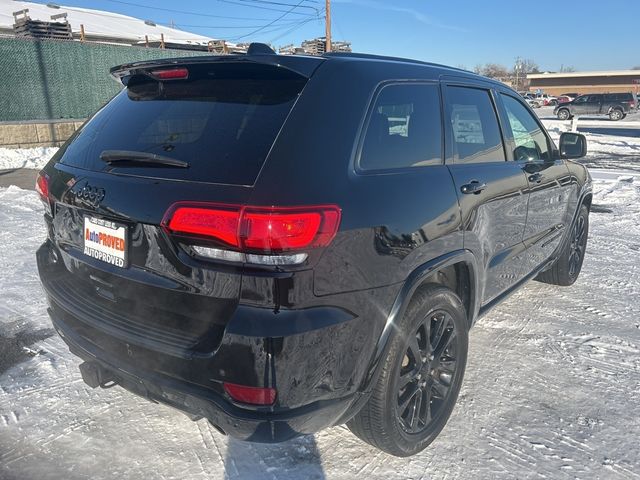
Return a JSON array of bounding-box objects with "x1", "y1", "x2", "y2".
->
[{"x1": 100, "y1": 150, "x2": 189, "y2": 168}]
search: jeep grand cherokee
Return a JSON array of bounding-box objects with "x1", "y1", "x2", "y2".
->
[{"x1": 36, "y1": 44, "x2": 591, "y2": 457}]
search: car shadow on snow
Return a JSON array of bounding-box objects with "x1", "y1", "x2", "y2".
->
[
  {"x1": 0, "y1": 328, "x2": 55, "y2": 375},
  {"x1": 223, "y1": 432, "x2": 326, "y2": 479}
]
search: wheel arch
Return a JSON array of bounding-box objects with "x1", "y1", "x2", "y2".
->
[{"x1": 363, "y1": 250, "x2": 479, "y2": 390}]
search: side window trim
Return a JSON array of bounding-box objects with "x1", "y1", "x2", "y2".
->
[
  {"x1": 496, "y1": 92, "x2": 556, "y2": 164},
  {"x1": 354, "y1": 80, "x2": 444, "y2": 175},
  {"x1": 441, "y1": 82, "x2": 508, "y2": 164}
]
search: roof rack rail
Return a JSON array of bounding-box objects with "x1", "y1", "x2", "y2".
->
[{"x1": 322, "y1": 51, "x2": 473, "y2": 74}]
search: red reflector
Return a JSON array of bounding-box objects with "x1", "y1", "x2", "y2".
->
[
  {"x1": 35, "y1": 172, "x2": 49, "y2": 200},
  {"x1": 150, "y1": 68, "x2": 189, "y2": 80},
  {"x1": 164, "y1": 204, "x2": 341, "y2": 253},
  {"x1": 223, "y1": 382, "x2": 276, "y2": 405},
  {"x1": 167, "y1": 206, "x2": 240, "y2": 247}
]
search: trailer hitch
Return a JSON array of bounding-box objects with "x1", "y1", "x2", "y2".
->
[{"x1": 79, "y1": 362, "x2": 117, "y2": 389}]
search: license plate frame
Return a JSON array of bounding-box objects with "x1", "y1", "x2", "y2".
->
[{"x1": 83, "y1": 215, "x2": 128, "y2": 268}]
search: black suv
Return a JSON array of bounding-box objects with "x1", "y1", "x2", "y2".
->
[
  {"x1": 36, "y1": 45, "x2": 592, "y2": 457},
  {"x1": 554, "y1": 92, "x2": 637, "y2": 120}
]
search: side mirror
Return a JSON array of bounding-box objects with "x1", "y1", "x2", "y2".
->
[{"x1": 559, "y1": 132, "x2": 587, "y2": 159}]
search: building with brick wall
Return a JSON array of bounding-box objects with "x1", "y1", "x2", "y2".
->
[{"x1": 527, "y1": 70, "x2": 640, "y2": 96}]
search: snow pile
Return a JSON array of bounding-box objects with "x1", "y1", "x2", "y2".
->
[{"x1": 0, "y1": 147, "x2": 58, "y2": 171}]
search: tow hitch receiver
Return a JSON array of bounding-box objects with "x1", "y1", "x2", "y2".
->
[{"x1": 79, "y1": 362, "x2": 116, "y2": 389}]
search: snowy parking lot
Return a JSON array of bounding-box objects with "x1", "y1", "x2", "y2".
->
[{"x1": 1, "y1": 130, "x2": 640, "y2": 478}]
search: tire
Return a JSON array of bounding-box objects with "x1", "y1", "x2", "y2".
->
[
  {"x1": 557, "y1": 108, "x2": 570, "y2": 120},
  {"x1": 549, "y1": 100, "x2": 558, "y2": 106},
  {"x1": 347, "y1": 285, "x2": 468, "y2": 457},
  {"x1": 609, "y1": 109, "x2": 623, "y2": 121},
  {"x1": 536, "y1": 205, "x2": 589, "y2": 286}
]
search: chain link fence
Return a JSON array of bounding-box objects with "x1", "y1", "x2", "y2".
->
[{"x1": 0, "y1": 37, "x2": 208, "y2": 122}]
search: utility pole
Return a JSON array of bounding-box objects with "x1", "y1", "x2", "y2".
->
[{"x1": 325, "y1": 0, "x2": 331, "y2": 53}]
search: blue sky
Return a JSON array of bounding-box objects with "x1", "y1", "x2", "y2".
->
[{"x1": 53, "y1": 0, "x2": 638, "y2": 71}]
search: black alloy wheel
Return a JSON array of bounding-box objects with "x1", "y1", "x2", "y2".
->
[
  {"x1": 396, "y1": 310, "x2": 459, "y2": 433},
  {"x1": 347, "y1": 285, "x2": 468, "y2": 457},
  {"x1": 568, "y1": 213, "x2": 587, "y2": 278},
  {"x1": 535, "y1": 204, "x2": 589, "y2": 286}
]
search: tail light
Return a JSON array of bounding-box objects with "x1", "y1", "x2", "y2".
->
[
  {"x1": 163, "y1": 203, "x2": 341, "y2": 259},
  {"x1": 223, "y1": 382, "x2": 276, "y2": 406},
  {"x1": 36, "y1": 172, "x2": 49, "y2": 200},
  {"x1": 35, "y1": 172, "x2": 52, "y2": 214}
]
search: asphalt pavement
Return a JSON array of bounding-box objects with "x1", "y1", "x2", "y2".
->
[{"x1": 0, "y1": 169, "x2": 37, "y2": 190}]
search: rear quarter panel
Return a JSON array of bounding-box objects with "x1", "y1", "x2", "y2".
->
[{"x1": 250, "y1": 59, "x2": 464, "y2": 297}]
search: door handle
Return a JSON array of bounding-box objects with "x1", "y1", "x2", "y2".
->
[
  {"x1": 460, "y1": 180, "x2": 487, "y2": 195},
  {"x1": 528, "y1": 172, "x2": 543, "y2": 183}
]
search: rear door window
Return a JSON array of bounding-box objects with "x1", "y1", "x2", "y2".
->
[
  {"x1": 359, "y1": 83, "x2": 443, "y2": 171},
  {"x1": 446, "y1": 86, "x2": 505, "y2": 164},
  {"x1": 57, "y1": 63, "x2": 307, "y2": 185}
]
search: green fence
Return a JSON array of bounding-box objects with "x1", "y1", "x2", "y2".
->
[{"x1": 0, "y1": 37, "x2": 209, "y2": 122}]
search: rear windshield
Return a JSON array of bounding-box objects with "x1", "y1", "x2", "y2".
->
[{"x1": 57, "y1": 63, "x2": 307, "y2": 185}]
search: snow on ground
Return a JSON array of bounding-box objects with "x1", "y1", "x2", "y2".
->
[
  {"x1": 0, "y1": 147, "x2": 58, "y2": 171},
  {"x1": 538, "y1": 107, "x2": 640, "y2": 172},
  {"x1": 1, "y1": 153, "x2": 640, "y2": 478},
  {"x1": 541, "y1": 119, "x2": 640, "y2": 173}
]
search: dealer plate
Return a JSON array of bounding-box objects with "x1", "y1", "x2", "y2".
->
[{"x1": 83, "y1": 216, "x2": 127, "y2": 268}]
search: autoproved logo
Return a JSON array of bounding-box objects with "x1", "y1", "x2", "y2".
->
[{"x1": 73, "y1": 182, "x2": 106, "y2": 208}]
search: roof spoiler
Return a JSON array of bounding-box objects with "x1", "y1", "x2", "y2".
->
[{"x1": 110, "y1": 43, "x2": 323, "y2": 85}]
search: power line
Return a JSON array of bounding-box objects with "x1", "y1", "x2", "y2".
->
[
  {"x1": 164, "y1": 19, "x2": 307, "y2": 29},
  {"x1": 230, "y1": 0, "x2": 319, "y2": 11},
  {"x1": 268, "y1": 16, "x2": 318, "y2": 43},
  {"x1": 101, "y1": 0, "x2": 317, "y2": 16},
  {"x1": 231, "y1": 0, "x2": 310, "y2": 40},
  {"x1": 227, "y1": 12, "x2": 318, "y2": 41}
]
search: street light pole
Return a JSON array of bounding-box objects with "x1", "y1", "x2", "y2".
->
[{"x1": 325, "y1": 0, "x2": 331, "y2": 53}]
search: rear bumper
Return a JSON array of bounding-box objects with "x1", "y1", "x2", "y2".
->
[
  {"x1": 49, "y1": 308, "x2": 356, "y2": 442},
  {"x1": 37, "y1": 240, "x2": 390, "y2": 441}
]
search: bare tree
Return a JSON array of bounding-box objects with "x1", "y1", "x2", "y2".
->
[
  {"x1": 520, "y1": 58, "x2": 539, "y2": 74},
  {"x1": 633, "y1": 66, "x2": 640, "y2": 70},
  {"x1": 481, "y1": 63, "x2": 509, "y2": 79},
  {"x1": 473, "y1": 64, "x2": 483, "y2": 75},
  {"x1": 512, "y1": 58, "x2": 540, "y2": 91},
  {"x1": 559, "y1": 65, "x2": 576, "y2": 73}
]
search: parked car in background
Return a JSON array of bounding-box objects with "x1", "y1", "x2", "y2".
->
[
  {"x1": 554, "y1": 92, "x2": 636, "y2": 120},
  {"x1": 560, "y1": 93, "x2": 580, "y2": 101},
  {"x1": 35, "y1": 45, "x2": 592, "y2": 457},
  {"x1": 557, "y1": 93, "x2": 580, "y2": 104},
  {"x1": 525, "y1": 98, "x2": 541, "y2": 108},
  {"x1": 535, "y1": 93, "x2": 558, "y2": 106},
  {"x1": 520, "y1": 92, "x2": 541, "y2": 108}
]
